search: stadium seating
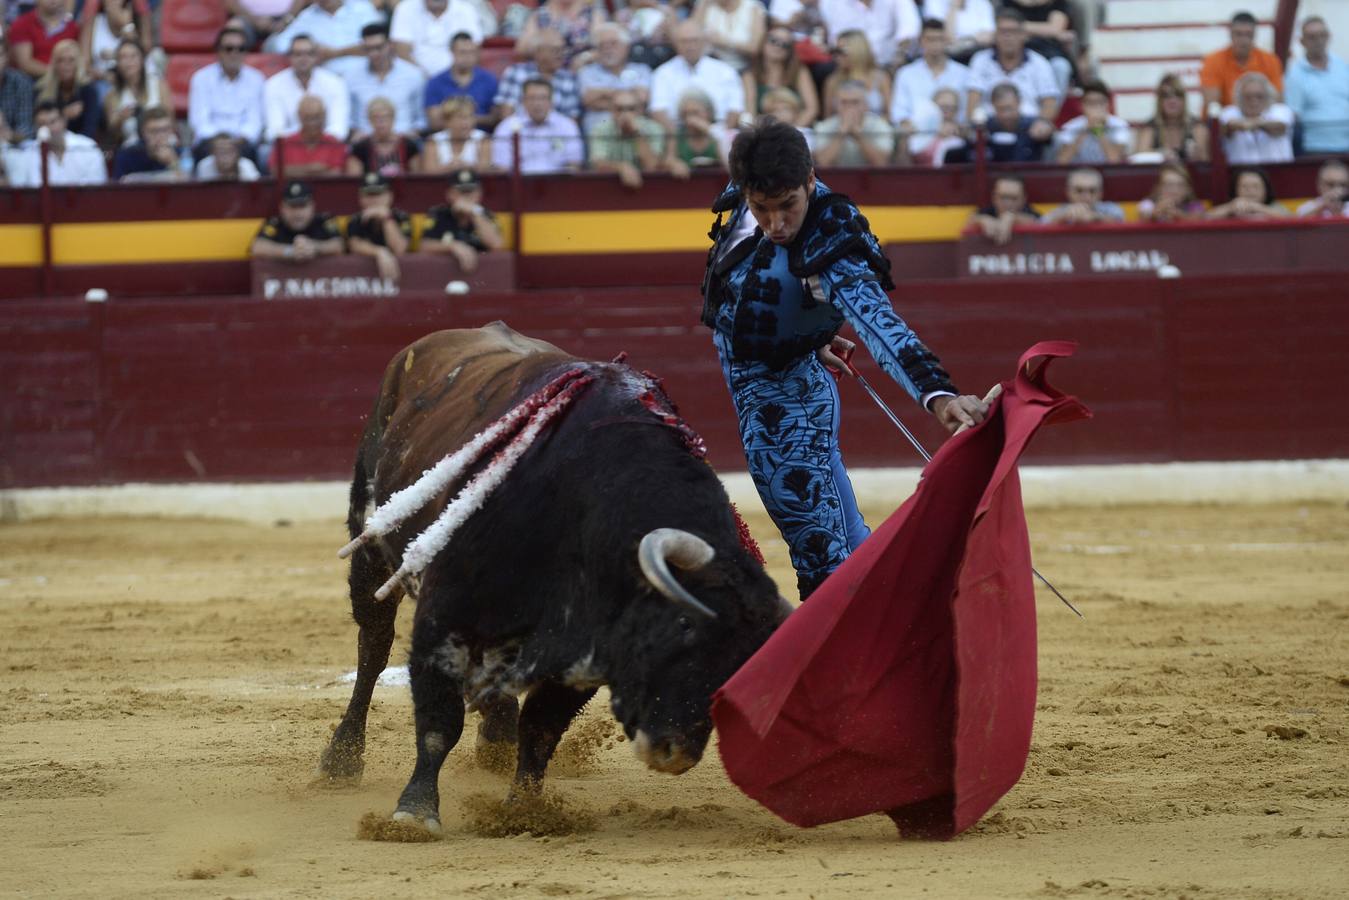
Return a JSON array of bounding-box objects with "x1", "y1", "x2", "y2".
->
[
  {"x1": 161, "y1": 0, "x2": 229, "y2": 54},
  {"x1": 166, "y1": 53, "x2": 288, "y2": 118}
]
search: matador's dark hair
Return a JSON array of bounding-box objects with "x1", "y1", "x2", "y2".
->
[{"x1": 729, "y1": 119, "x2": 813, "y2": 197}]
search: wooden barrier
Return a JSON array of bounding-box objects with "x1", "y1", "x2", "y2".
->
[
  {"x1": 250, "y1": 253, "x2": 515, "y2": 298},
  {"x1": 955, "y1": 218, "x2": 1349, "y2": 280},
  {"x1": 3, "y1": 272, "x2": 1347, "y2": 488}
]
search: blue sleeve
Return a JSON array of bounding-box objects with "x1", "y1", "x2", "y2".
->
[{"x1": 816, "y1": 255, "x2": 957, "y2": 405}]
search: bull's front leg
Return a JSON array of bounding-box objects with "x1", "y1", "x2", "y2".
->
[
  {"x1": 510, "y1": 682, "x2": 597, "y2": 797},
  {"x1": 318, "y1": 546, "x2": 400, "y2": 782},
  {"x1": 391, "y1": 643, "x2": 467, "y2": 833}
]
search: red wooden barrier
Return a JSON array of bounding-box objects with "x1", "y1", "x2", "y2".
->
[{"x1": 3, "y1": 272, "x2": 1347, "y2": 489}]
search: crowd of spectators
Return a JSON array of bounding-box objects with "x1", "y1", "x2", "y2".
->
[{"x1": 1, "y1": 1, "x2": 1348, "y2": 234}]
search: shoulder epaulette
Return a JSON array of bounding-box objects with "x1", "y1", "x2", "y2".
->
[{"x1": 787, "y1": 192, "x2": 895, "y2": 291}]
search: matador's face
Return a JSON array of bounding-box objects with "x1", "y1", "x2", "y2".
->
[{"x1": 746, "y1": 173, "x2": 817, "y2": 245}]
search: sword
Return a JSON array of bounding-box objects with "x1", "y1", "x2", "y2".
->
[{"x1": 832, "y1": 346, "x2": 1083, "y2": 618}]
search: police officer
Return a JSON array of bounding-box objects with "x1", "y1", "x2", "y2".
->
[
  {"x1": 702, "y1": 120, "x2": 989, "y2": 599},
  {"x1": 250, "y1": 180, "x2": 344, "y2": 264},
  {"x1": 420, "y1": 169, "x2": 505, "y2": 274},
  {"x1": 345, "y1": 171, "x2": 413, "y2": 283}
]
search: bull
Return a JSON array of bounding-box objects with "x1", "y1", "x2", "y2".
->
[{"x1": 318, "y1": 322, "x2": 789, "y2": 832}]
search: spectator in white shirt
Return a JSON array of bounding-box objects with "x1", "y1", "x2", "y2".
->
[
  {"x1": 189, "y1": 27, "x2": 266, "y2": 160},
  {"x1": 265, "y1": 0, "x2": 380, "y2": 65},
  {"x1": 819, "y1": 0, "x2": 919, "y2": 69},
  {"x1": 195, "y1": 132, "x2": 262, "y2": 180},
  {"x1": 1054, "y1": 80, "x2": 1130, "y2": 164},
  {"x1": 264, "y1": 33, "x2": 353, "y2": 141},
  {"x1": 347, "y1": 23, "x2": 426, "y2": 136},
  {"x1": 491, "y1": 78, "x2": 584, "y2": 173},
  {"x1": 650, "y1": 20, "x2": 745, "y2": 130},
  {"x1": 924, "y1": 0, "x2": 994, "y2": 61},
  {"x1": 266, "y1": 0, "x2": 382, "y2": 80},
  {"x1": 892, "y1": 18, "x2": 969, "y2": 141},
  {"x1": 965, "y1": 7, "x2": 1059, "y2": 133},
  {"x1": 1220, "y1": 72, "x2": 1294, "y2": 165},
  {"x1": 391, "y1": 0, "x2": 484, "y2": 76},
  {"x1": 11, "y1": 100, "x2": 107, "y2": 186}
]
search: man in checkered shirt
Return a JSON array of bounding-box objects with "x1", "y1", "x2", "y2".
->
[{"x1": 492, "y1": 28, "x2": 581, "y2": 121}]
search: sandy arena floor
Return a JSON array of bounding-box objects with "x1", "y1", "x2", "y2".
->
[{"x1": 1, "y1": 500, "x2": 1347, "y2": 899}]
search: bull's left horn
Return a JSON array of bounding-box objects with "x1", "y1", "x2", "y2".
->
[{"x1": 638, "y1": 529, "x2": 718, "y2": 620}]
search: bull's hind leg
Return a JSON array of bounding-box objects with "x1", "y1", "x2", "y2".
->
[
  {"x1": 318, "y1": 546, "x2": 399, "y2": 782},
  {"x1": 392, "y1": 641, "x2": 467, "y2": 833},
  {"x1": 510, "y1": 682, "x2": 597, "y2": 797}
]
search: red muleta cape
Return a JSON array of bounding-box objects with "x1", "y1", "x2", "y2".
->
[{"x1": 712, "y1": 341, "x2": 1091, "y2": 840}]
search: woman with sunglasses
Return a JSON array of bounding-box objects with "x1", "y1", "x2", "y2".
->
[
  {"x1": 821, "y1": 30, "x2": 890, "y2": 120},
  {"x1": 742, "y1": 26, "x2": 818, "y2": 126},
  {"x1": 1132, "y1": 73, "x2": 1209, "y2": 163}
]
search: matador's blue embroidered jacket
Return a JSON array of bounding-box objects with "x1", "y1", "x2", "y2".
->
[{"x1": 700, "y1": 180, "x2": 957, "y2": 402}]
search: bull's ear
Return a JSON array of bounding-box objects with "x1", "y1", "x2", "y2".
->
[{"x1": 638, "y1": 529, "x2": 718, "y2": 619}]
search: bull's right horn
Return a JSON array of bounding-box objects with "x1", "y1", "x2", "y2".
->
[{"x1": 638, "y1": 529, "x2": 718, "y2": 620}]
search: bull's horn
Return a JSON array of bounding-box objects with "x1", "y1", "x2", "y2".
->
[{"x1": 638, "y1": 529, "x2": 718, "y2": 620}]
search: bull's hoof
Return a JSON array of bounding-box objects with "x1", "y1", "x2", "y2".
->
[
  {"x1": 506, "y1": 776, "x2": 544, "y2": 804},
  {"x1": 391, "y1": 808, "x2": 442, "y2": 834},
  {"x1": 315, "y1": 742, "x2": 365, "y2": 785},
  {"x1": 357, "y1": 811, "x2": 442, "y2": 842},
  {"x1": 474, "y1": 736, "x2": 516, "y2": 775}
]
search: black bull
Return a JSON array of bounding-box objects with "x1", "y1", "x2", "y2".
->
[{"x1": 318, "y1": 323, "x2": 788, "y2": 831}]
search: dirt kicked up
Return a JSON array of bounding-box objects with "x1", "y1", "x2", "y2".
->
[{"x1": 1, "y1": 501, "x2": 1347, "y2": 899}]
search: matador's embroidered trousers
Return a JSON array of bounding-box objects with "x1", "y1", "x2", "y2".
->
[{"x1": 715, "y1": 331, "x2": 870, "y2": 598}]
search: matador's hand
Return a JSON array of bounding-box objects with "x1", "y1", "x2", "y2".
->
[
  {"x1": 931, "y1": 388, "x2": 995, "y2": 434},
  {"x1": 816, "y1": 335, "x2": 856, "y2": 377}
]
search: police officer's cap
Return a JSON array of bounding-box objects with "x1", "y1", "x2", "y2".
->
[
  {"x1": 452, "y1": 169, "x2": 480, "y2": 191},
  {"x1": 283, "y1": 180, "x2": 313, "y2": 204},
  {"x1": 360, "y1": 171, "x2": 391, "y2": 193}
]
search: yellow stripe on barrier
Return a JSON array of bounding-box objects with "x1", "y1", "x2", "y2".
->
[
  {"x1": 523, "y1": 209, "x2": 716, "y2": 254},
  {"x1": 48, "y1": 213, "x2": 518, "y2": 265},
  {"x1": 53, "y1": 219, "x2": 263, "y2": 264},
  {"x1": 0, "y1": 225, "x2": 44, "y2": 266},
  {"x1": 523, "y1": 205, "x2": 986, "y2": 254},
  {"x1": 863, "y1": 205, "x2": 978, "y2": 243}
]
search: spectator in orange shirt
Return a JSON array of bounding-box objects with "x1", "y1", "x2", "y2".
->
[
  {"x1": 276, "y1": 95, "x2": 349, "y2": 177},
  {"x1": 1200, "y1": 11, "x2": 1283, "y2": 108}
]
